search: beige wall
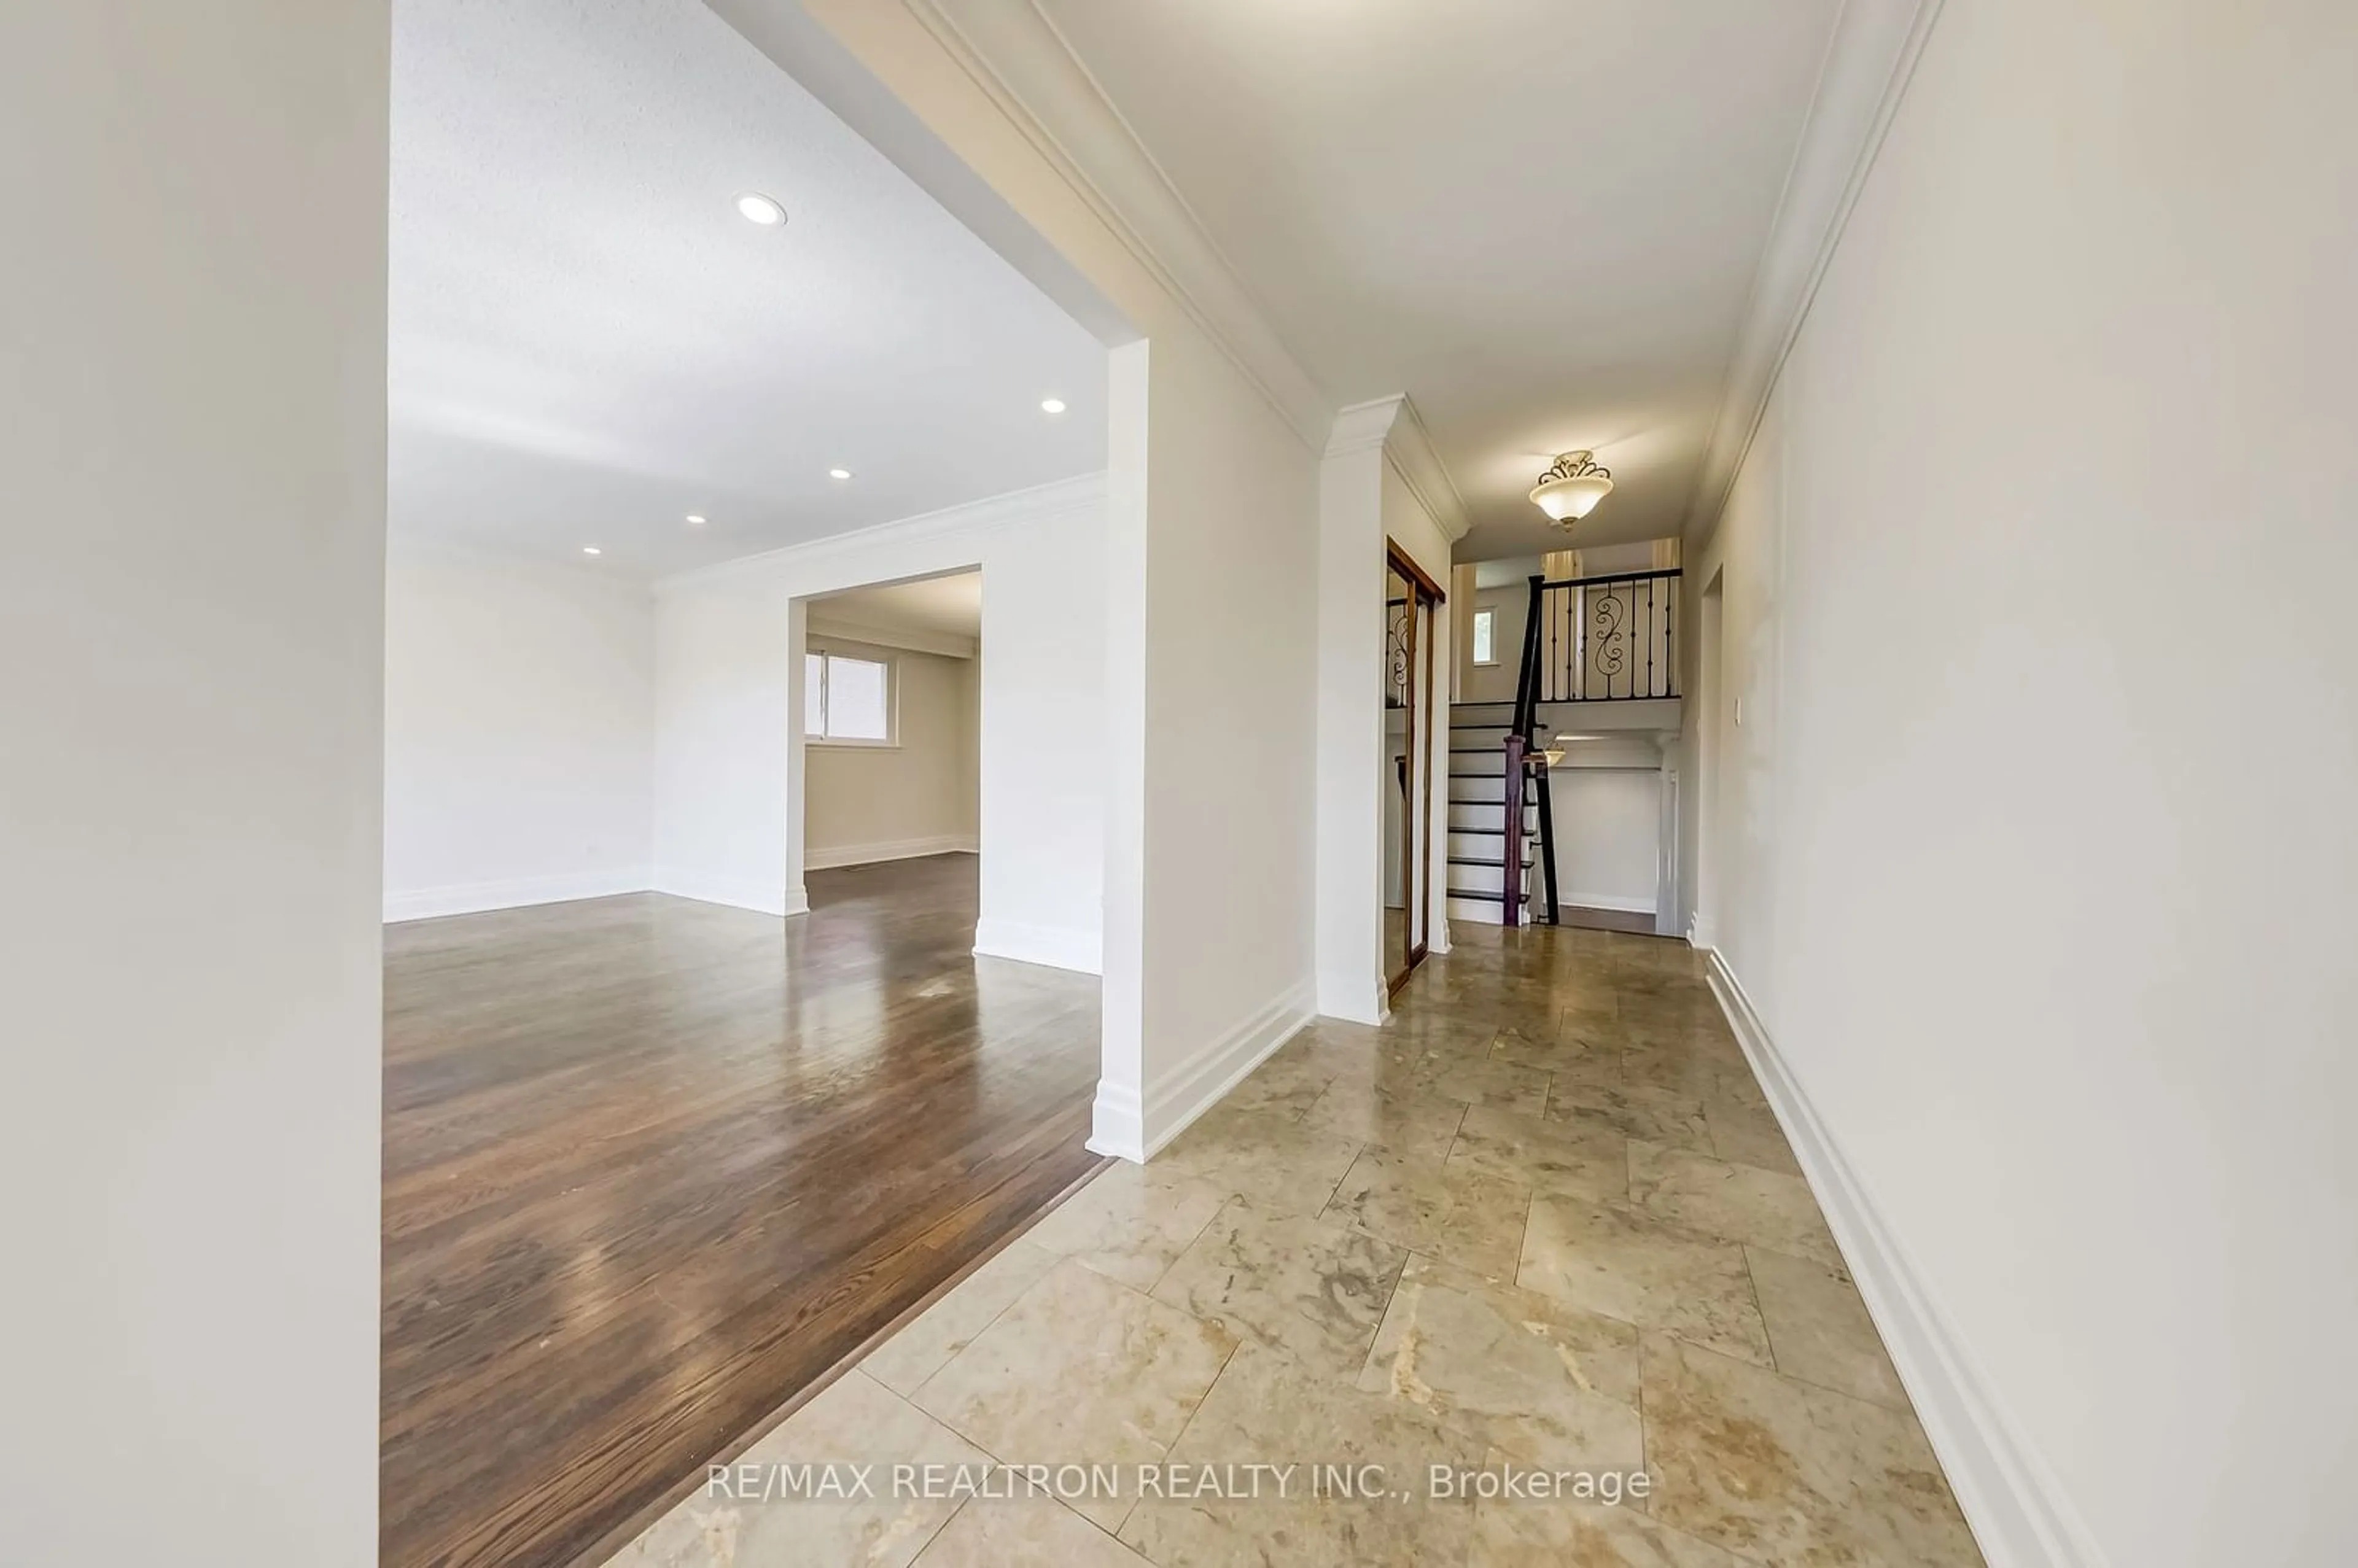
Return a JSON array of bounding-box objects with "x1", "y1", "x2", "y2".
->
[
  {"x1": 1677, "y1": 2, "x2": 2358, "y2": 1562},
  {"x1": 1461, "y1": 584, "x2": 1527, "y2": 705},
  {"x1": 804, "y1": 634, "x2": 980, "y2": 867}
]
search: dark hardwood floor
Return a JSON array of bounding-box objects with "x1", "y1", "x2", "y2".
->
[{"x1": 381, "y1": 855, "x2": 1102, "y2": 1567}]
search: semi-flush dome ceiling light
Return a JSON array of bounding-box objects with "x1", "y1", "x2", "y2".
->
[
  {"x1": 1530, "y1": 450, "x2": 1614, "y2": 526},
  {"x1": 828, "y1": 468, "x2": 852, "y2": 479},
  {"x1": 1040, "y1": 398, "x2": 1067, "y2": 414},
  {"x1": 734, "y1": 192, "x2": 787, "y2": 226}
]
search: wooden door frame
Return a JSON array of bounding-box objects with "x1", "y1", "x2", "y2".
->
[{"x1": 1386, "y1": 545, "x2": 1444, "y2": 996}]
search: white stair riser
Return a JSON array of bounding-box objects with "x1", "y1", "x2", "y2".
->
[
  {"x1": 1447, "y1": 802, "x2": 1535, "y2": 831},
  {"x1": 1452, "y1": 775, "x2": 1506, "y2": 804},
  {"x1": 1449, "y1": 861, "x2": 1512, "y2": 895}
]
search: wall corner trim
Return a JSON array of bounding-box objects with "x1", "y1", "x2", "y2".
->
[
  {"x1": 1680, "y1": 0, "x2": 1949, "y2": 548},
  {"x1": 1705, "y1": 951, "x2": 2109, "y2": 1568},
  {"x1": 1325, "y1": 394, "x2": 1470, "y2": 543}
]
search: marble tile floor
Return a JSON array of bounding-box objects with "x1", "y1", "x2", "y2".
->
[{"x1": 607, "y1": 924, "x2": 1985, "y2": 1567}]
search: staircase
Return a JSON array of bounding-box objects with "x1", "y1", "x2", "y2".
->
[
  {"x1": 1446, "y1": 565, "x2": 1688, "y2": 926},
  {"x1": 1444, "y1": 701, "x2": 1539, "y2": 923}
]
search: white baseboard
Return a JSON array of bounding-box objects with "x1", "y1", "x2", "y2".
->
[
  {"x1": 804, "y1": 834, "x2": 978, "y2": 871},
  {"x1": 972, "y1": 917, "x2": 1101, "y2": 976},
  {"x1": 1316, "y1": 968, "x2": 1386, "y2": 1027},
  {"x1": 651, "y1": 866, "x2": 796, "y2": 918},
  {"x1": 384, "y1": 870, "x2": 650, "y2": 923},
  {"x1": 1563, "y1": 890, "x2": 1658, "y2": 915},
  {"x1": 1087, "y1": 1080, "x2": 1144, "y2": 1164},
  {"x1": 1089, "y1": 984, "x2": 1315, "y2": 1163},
  {"x1": 1705, "y1": 952, "x2": 2103, "y2": 1568}
]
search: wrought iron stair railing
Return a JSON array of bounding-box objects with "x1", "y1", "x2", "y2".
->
[{"x1": 1496, "y1": 568, "x2": 1683, "y2": 925}]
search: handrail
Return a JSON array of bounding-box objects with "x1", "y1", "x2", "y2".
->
[
  {"x1": 1509, "y1": 572, "x2": 1546, "y2": 745},
  {"x1": 1498, "y1": 575, "x2": 1551, "y2": 925},
  {"x1": 1536, "y1": 567, "x2": 1684, "y2": 590}
]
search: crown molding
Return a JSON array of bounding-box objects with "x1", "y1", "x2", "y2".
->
[
  {"x1": 1323, "y1": 395, "x2": 1404, "y2": 457},
  {"x1": 1380, "y1": 394, "x2": 1470, "y2": 544},
  {"x1": 1324, "y1": 395, "x2": 1471, "y2": 544},
  {"x1": 1681, "y1": 0, "x2": 1950, "y2": 546},
  {"x1": 654, "y1": 471, "x2": 1106, "y2": 595},
  {"x1": 900, "y1": 0, "x2": 1336, "y2": 453}
]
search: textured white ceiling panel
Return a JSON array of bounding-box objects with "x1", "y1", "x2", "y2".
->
[
  {"x1": 1024, "y1": 0, "x2": 1841, "y2": 557},
  {"x1": 391, "y1": 0, "x2": 1107, "y2": 576}
]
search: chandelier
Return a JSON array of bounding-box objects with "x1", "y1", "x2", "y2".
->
[{"x1": 1529, "y1": 451, "x2": 1614, "y2": 527}]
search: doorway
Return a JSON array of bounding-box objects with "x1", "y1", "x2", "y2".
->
[
  {"x1": 1383, "y1": 546, "x2": 1444, "y2": 993},
  {"x1": 800, "y1": 569, "x2": 983, "y2": 894}
]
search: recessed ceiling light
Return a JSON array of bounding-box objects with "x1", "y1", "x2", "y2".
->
[
  {"x1": 685, "y1": 514, "x2": 707, "y2": 525},
  {"x1": 735, "y1": 193, "x2": 787, "y2": 227},
  {"x1": 583, "y1": 546, "x2": 602, "y2": 556},
  {"x1": 828, "y1": 468, "x2": 852, "y2": 480},
  {"x1": 1040, "y1": 398, "x2": 1067, "y2": 414}
]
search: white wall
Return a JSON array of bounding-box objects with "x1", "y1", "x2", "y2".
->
[
  {"x1": 804, "y1": 632, "x2": 979, "y2": 867},
  {"x1": 653, "y1": 478, "x2": 1106, "y2": 966},
  {"x1": 1315, "y1": 400, "x2": 1458, "y2": 1022},
  {"x1": 752, "y1": 0, "x2": 1334, "y2": 1163},
  {"x1": 1461, "y1": 578, "x2": 1531, "y2": 705},
  {"x1": 384, "y1": 545, "x2": 655, "y2": 918},
  {"x1": 0, "y1": 6, "x2": 386, "y2": 1561},
  {"x1": 1678, "y1": 2, "x2": 2358, "y2": 1563},
  {"x1": 1118, "y1": 333, "x2": 1323, "y2": 1149},
  {"x1": 1549, "y1": 759, "x2": 1662, "y2": 914}
]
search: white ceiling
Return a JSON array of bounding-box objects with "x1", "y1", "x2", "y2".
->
[
  {"x1": 1028, "y1": 0, "x2": 1843, "y2": 559},
  {"x1": 812, "y1": 570, "x2": 982, "y2": 642},
  {"x1": 389, "y1": 0, "x2": 1107, "y2": 578}
]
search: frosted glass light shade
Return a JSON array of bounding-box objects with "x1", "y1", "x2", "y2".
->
[{"x1": 1530, "y1": 475, "x2": 1613, "y2": 521}]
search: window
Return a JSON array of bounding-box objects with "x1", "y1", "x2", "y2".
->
[
  {"x1": 1471, "y1": 607, "x2": 1497, "y2": 666},
  {"x1": 804, "y1": 650, "x2": 895, "y2": 745}
]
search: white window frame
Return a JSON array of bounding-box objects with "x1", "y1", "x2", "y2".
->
[
  {"x1": 1471, "y1": 606, "x2": 1499, "y2": 667},
  {"x1": 804, "y1": 646, "x2": 900, "y2": 748}
]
